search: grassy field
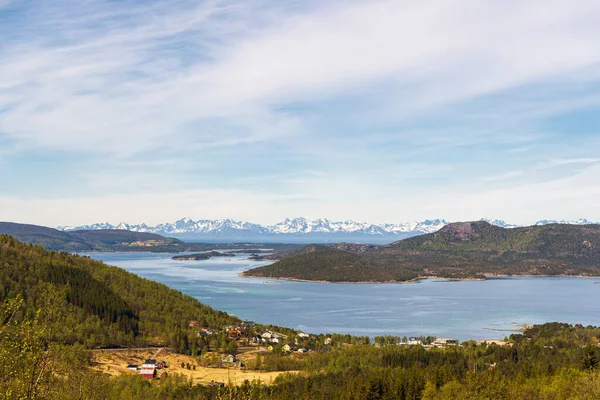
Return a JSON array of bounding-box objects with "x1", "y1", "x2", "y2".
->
[{"x1": 92, "y1": 349, "x2": 298, "y2": 386}]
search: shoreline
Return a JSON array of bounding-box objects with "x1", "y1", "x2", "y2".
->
[{"x1": 239, "y1": 271, "x2": 600, "y2": 285}]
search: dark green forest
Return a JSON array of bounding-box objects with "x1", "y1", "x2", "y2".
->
[
  {"x1": 243, "y1": 249, "x2": 423, "y2": 282},
  {"x1": 0, "y1": 234, "x2": 240, "y2": 349},
  {"x1": 2, "y1": 234, "x2": 600, "y2": 399}
]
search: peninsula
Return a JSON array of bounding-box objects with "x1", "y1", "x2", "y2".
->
[{"x1": 242, "y1": 221, "x2": 600, "y2": 282}]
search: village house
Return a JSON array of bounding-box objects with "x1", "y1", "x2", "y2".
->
[
  {"x1": 261, "y1": 331, "x2": 274, "y2": 339},
  {"x1": 221, "y1": 354, "x2": 236, "y2": 363},
  {"x1": 433, "y1": 338, "x2": 458, "y2": 346},
  {"x1": 324, "y1": 337, "x2": 333, "y2": 345},
  {"x1": 283, "y1": 343, "x2": 297, "y2": 352},
  {"x1": 407, "y1": 337, "x2": 423, "y2": 346},
  {"x1": 139, "y1": 365, "x2": 156, "y2": 379},
  {"x1": 297, "y1": 348, "x2": 308, "y2": 353},
  {"x1": 298, "y1": 332, "x2": 310, "y2": 338},
  {"x1": 141, "y1": 359, "x2": 157, "y2": 368},
  {"x1": 252, "y1": 335, "x2": 265, "y2": 344},
  {"x1": 207, "y1": 381, "x2": 225, "y2": 387}
]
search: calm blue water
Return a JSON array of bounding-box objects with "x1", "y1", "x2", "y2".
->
[{"x1": 85, "y1": 252, "x2": 600, "y2": 340}]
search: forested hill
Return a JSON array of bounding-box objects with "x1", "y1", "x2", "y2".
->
[
  {"x1": 384, "y1": 221, "x2": 600, "y2": 258},
  {"x1": 0, "y1": 235, "x2": 239, "y2": 350},
  {"x1": 244, "y1": 222, "x2": 600, "y2": 282},
  {"x1": 0, "y1": 221, "x2": 185, "y2": 252},
  {"x1": 243, "y1": 249, "x2": 422, "y2": 282}
]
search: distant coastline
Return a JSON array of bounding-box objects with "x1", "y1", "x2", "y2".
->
[{"x1": 239, "y1": 271, "x2": 600, "y2": 284}]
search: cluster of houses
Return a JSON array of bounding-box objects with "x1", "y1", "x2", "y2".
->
[
  {"x1": 250, "y1": 330, "x2": 318, "y2": 353},
  {"x1": 387, "y1": 337, "x2": 458, "y2": 348},
  {"x1": 251, "y1": 330, "x2": 285, "y2": 344},
  {"x1": 127, "y1": 359, "x2": 167, "y2": 379},
  {"x1": 431, "y1": 337, "x2": 459, "y2": 347},
  {"x1": 193, "y1": 322, "x2": 256, "y2": 340}
]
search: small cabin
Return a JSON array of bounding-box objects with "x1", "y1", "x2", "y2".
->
[
  {"x1": 139, "y1": 367, "x2": 156, "y2": 379},
  {"x1": 283, "y1": 343, "x2": 297, "y2": 352},
  {"x1": 221, "y1": 354, "x2": 236, "y2": 363},
  {"x1": 207, "y1": 381, "x2": 225, "y2": 387},
  {"x1": 127, "y1": 364, "x2": 138, "y2": 370},
  {"x1": 252, "y1": 335, "x2": 264, "y2": 344},
  {"x1": 142, "y1": 359, "x2": 157, "y2": 368},
  {"x1": 261, "y1": 331, "x2": 273, "y2": 339}
]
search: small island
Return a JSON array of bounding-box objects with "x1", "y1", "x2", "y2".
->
[{"x1": 172, "y1": 251, "x2": 236, "y2": 261}]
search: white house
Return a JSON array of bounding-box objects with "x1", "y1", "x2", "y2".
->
[
  {"x1": 261, "y1": 331, "x2": 273, "y2": 339},
  {"x1": 221, "y1": 354, "x2": 236, "y2": 363},
  {"x1": 141, "y1": 359, "x2": 157, "y2": 369},
  {"x1": 433, "y1": 338, "x2": 457, "y2": 346}
]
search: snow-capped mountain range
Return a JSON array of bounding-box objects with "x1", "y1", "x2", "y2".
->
[{"x1": 57, "y1": 217, "x2": 599, "y2": 243}]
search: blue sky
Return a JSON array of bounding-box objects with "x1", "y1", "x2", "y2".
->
[{"x1": 1, "y1": 0, "x2": 600, "y2": 227}]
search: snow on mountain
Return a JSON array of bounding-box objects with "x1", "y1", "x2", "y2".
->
[
  {"x1": 480, "y1": 218, "x2": 519, "y2": 229},
  {"x1": 535, "y1": 218, "x2": 596, "y2": 226},
  {"x1": 57, "y1": 217, "x2": 599, "y2": 238}
]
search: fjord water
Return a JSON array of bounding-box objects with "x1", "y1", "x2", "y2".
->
[{"x1": 86, "y1": 252, "x2": 600, "y2": 340}]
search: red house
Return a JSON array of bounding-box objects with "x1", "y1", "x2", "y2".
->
[{"x1": 139, "y1": 367, "x2": 156, "y2": 379}]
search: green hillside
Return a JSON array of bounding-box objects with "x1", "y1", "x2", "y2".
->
[
  {"x1": 244, "y1": 222, "x2": 600, "y2": 282},
  {"x1": 386, "y1": 221, "x2": 600, "y2": 259},
  {"x1": 0, "y1": 222, "x2": 184, "y2": 251},
  {"x1": 243, "y1": 249, "x2": 421, "y2": 282},
  {"x1": 0, "y1": 234, "x2": 239, "y2": 350}
]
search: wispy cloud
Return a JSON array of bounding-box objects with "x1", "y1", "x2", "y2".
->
[{"x1": 1, "y1": 0, "x2": 600, "y2": 225}]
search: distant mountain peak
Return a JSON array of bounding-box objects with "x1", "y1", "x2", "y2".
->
[
  {"x1": 534, "y1": 218, "x2": 596, "y2": 226},
  {"x1": 57, "y1": 217, "x2": 599, "y2": 242}
]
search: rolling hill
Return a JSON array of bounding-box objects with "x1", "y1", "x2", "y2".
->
[
  {"x1": 0, "y1": 222, "x2": 303, "y2": 253},
  {"x1": 0, "y1": 222, "x2": 184, "y2": 252},
  {"x1": 0, "y1": 234, "x2": 240, "y2": 349},
  {"x1": 243, "y1": 221, "x2": 600, "y2": 282}
]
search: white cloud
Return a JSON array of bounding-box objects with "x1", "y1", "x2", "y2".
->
[
  {"x1": 2, "y1": 0, "x2": 600, "y2": 225},
  {"x1": 2, "y1": 0, "x2": 600, "y2": 155}
]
